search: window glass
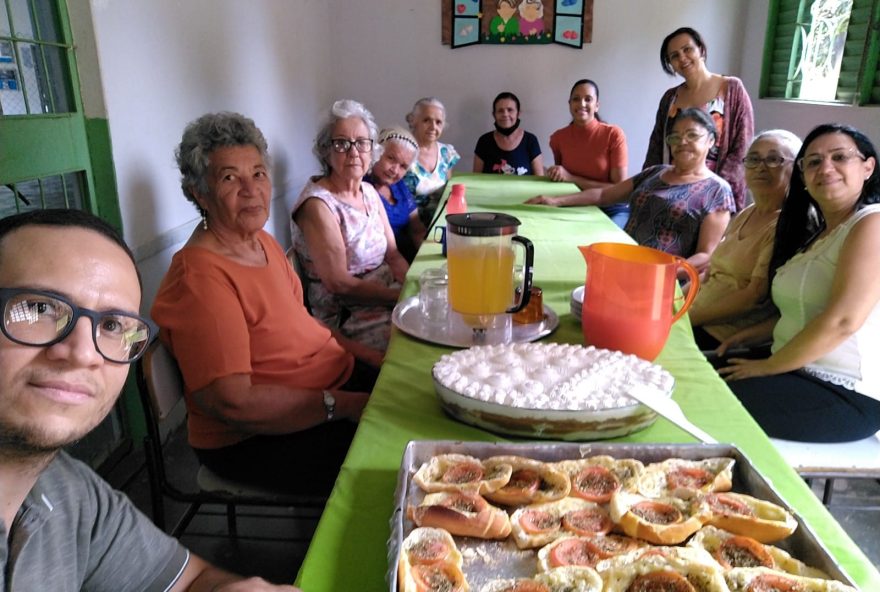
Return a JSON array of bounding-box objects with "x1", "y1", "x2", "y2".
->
[
  {"x1": 762, "y1": 0, "x2": 879, "y2": 105},
  {"x1": 799, "y1": 0, "x2": 853, "y2": 100},
  {"x1": 9, "y1": 0, "x2": 35, "y2": 40},
  {"x1": 1, "y1": 41, "x2": 72, "y2": 114},
  {"x1": 0, "y1": 172, "x2": 85, "y2": 218},
  {"x1": 0, "y1": 4, "x2": 10, "y2": 37}
]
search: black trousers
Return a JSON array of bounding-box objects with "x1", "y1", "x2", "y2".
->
[
  {"x1": 727, "y1": 370, "x2": 880, "y2": 442},
  {"x1": 195, "y1": 359, "x2": 379, "y2": 495}
]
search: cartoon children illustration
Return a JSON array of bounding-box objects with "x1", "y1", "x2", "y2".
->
[
  {"x1": 490, "y1": 0, "x2": 520, "y2": 37},
  {"x1": 518, "y1": 0, "x2": 544, "y2": 36}
]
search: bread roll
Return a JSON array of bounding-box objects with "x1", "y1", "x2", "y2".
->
[
  {"x1": 537, "y1": 536, "x2": 611, "y2": 572},
  {"x1": 409, "y1": 491, "x2": 512, "y2": 540},
  {"x1": 533, "y1": 566, "x2": 603, "y2": 592},
  {"x1": 483, "y1": 456, "x2": 571, "y2": 506},
  {"x1": 510, "y1": 497, "x2": 611, "y2": 549},
  {"x1": 413, "y1": 453, "x2": 513, "y2": 494},
  {"x1": 689, "y1": 525, "x2": 829, "y2": 578},
  {"x1": 398, "y1": 527, "x2": 468, "y2": 592},
  {"x1": 694, "y1": 492, "x2": 797, "y2": 543},
  {"x1": 637, "y1": 457, "x2": 734, "y2": 499},
  {"x1": 725, "y1": 567, "x2": 857, "y2": 592},
  {"x1": 601, "y1": 546, "x2": 728, "y2": 592},
  {"x1": 609, "y1": 491, "x2": 703, "y2": 545},
  {"x1": 554, "y1": 456, "x2": 644, "y2": 503}
]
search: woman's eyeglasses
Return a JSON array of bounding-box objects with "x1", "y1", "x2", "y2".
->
[
  {"x1": 743, "y1": 155, "x2": 789, "y2": 169},
  {"x1": 665, "y1": 131, "x2": 707, "y2": 146},
  {"x1": 797, "y1": 148, "x2": 866, "y2": 173},
  {"x1": 330, "y1": 138, "x2": 373, "y2": 153},
  {"x1": 0, "y1": 287, "x2": 151, "y2": 364}
]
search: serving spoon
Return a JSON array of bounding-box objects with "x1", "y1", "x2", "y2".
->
[{"x1": 627, "y1": 384, "x2": 718, "y2": 444}]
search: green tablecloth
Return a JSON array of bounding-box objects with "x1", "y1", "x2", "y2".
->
[{"x1": 296, "y1": 173, "x2": 879, "y2": 591}]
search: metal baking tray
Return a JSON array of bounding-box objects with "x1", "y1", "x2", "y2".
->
[{"x1": 387, "y1": 440, "x2": 856, "y2": 591}]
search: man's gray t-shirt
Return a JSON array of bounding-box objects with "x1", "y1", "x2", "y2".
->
[{"x1": 1, "y1": 451, "x2": 189, "y2": 591}]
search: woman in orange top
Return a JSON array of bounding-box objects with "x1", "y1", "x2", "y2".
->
[
  {"x1": 152, "y1": 112, "x2": 380, "y2": 495},
  {"x1": 535, "y1": 79, "x2": 630, "y2": 228}
]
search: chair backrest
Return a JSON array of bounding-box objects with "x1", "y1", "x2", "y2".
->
[
  {"x1": 141, "y1": 340, "x2": 186, "y2": 423},
  {"x1": 285, "y1": 245, "x2": 311, "y2": 313}
]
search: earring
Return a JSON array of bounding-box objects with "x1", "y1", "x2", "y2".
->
[{"x1": 201, "y1": 212, "x2": 208, "y2": 230}]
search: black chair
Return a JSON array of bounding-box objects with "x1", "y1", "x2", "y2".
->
[{"x1": 136, "y1": 340, "x2": 326, "y2": 537}]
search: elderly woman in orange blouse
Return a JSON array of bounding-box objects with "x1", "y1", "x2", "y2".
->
[{"x1": 153, "y1": 112, "x2": 379, "y2": 496}]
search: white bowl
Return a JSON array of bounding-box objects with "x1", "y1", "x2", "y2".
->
[
  {"x1": 432, "y1": 343, "x2": 674, "y2": 441},
  {"x1": 433, "y1": 377, "x2": 669, "y2": 440}
]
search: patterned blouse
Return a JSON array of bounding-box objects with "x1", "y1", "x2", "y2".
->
[
  {"x1": 624, "y1": 165, "x2": 735, "y2": 258},
  {"x1": 290, "y1": 179, "x2": 398, "y2": 350},
  {"x1": 403, "y1": 142, "x2": 460, "y2": 205}
]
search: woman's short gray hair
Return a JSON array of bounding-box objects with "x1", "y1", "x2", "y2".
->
[
  {"x1": 406, "y1": 97, "x2": 447, "y2": 132},
  {"x1": 751, "y1": 129, "x2": 803, "y2": 160},
  {"x1": 175, "y1": 112, "x2": 269, "y2": 209},
  {"x1": 313, "y1": 99, "x2": 381, "y2": 176}
]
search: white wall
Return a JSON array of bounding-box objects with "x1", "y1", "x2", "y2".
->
[
  {"x1": 83, "y1": 0, "x2": 879, "y2": 312},
  {"x1": 87, "y1": 0, "x2": 333, "y2": 309},
  {"x1": 741, "y1": 0, "x2": 880, "y2": 142},
  {"x1": 327, "y1": 0, "x2": 747, "y2": 177}
]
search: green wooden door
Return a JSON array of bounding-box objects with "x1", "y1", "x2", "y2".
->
[{"x1": 1, "y1": 0, "x2": 129, "y2": 471}]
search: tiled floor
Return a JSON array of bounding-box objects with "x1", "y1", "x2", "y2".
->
[
  {"x1": 809, "y1": 477, "x2": 880, "y2": 569},
  {"x1": 106, "y1": 439, "x2": 880, "y2": 586}
]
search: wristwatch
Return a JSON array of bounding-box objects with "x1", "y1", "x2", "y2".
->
[{"x1": 322, "y1": 390, "x2": 336, "y2": 421}]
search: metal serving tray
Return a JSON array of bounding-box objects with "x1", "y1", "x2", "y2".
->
[
  {"x1": 387, "y1": 440, "x2": 856, "y2": 591},
  {"x1": 392, "y1": 296, "x2": 559, "y2": 348}
]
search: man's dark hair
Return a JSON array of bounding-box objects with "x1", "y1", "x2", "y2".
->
[{"x1": 0, "y1": 209, "x2": 140, "y2": 285}]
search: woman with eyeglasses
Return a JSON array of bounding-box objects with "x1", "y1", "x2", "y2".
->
[
  {"x1": 717, "y1": 123, "x2": 880, "y2": 442},
  {"x1": 291, "y1": 99, "x2": 408, "y2": 352},
  {"x1": 527, "y1": 108, "x2": 734, "y2": 272},
  {"x1": 403, "y1": 97, "x2": 460, "y2": 224},
  {"x1": 152, "y1": 112, "x2": 380, "y2": 495},
  {"x1": 643, "y1": 27, "x2": 754, "y2": 212},
  {"x1": 689, "y1": 129, "x2": 802, "y2": 351}
]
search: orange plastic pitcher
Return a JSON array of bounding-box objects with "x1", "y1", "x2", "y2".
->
[{"x1": 577, "y1": 242, "x2": 699, "y2": 361}]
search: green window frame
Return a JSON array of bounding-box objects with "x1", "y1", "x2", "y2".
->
[{"x1": 761, "y1": 0, "x2": 880, "y2": 105}]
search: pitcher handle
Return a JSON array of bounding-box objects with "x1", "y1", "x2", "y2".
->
[
  {"x1": 670, "y1": 258, "x2": 700, "y2": 324},
  {"x1": 507, "y1": 236, "x2": 535, "y2": 313}
]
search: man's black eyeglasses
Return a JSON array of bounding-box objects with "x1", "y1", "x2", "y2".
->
[{"x1": 0, "y1": 287, "x2": 151, "y2": 364}]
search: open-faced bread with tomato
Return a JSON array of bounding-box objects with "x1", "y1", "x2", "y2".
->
[
  {"x1": 601, "y1": 546, "x2": 729, "y2": 592},
  {"x1": 398, "y1": 527, "x2": 468, "y2": 592},
  {"x1": 537, "y1": 536, "x2": 617, "y2": 572},
  {"x1": 408, "y1": 491, "x2": 512, "y2": 539},
  {"x1": 595, "y1": 545, "x2": 718, "y2": 575},
  {"x1": 399, "y1": 560, "x2": 469, "y2": 592},
  {"x1": 609, "y1": 492, "x2": 704, "y2": 545},
  {"x1": 689, "y1": 525, "x2": 829, "y2": 578},
  {"x1": 481, "y1": 566, "x2": 603, "y2": 592},
  {"x1": 694, "y1": 492, "x2": 797, "y2": 543},
  {"x1": 413, "y1": 453, "x2": 513, "y2": 494},
  {"x1": 725, "y1": 567, "x2": 857, "y2": 592},
  {"x1": 510, "y1": 497, "x2": 613, "y2": 549},
  {"x1": 536, "y1": 534, "x2": 648, "y2": 573},
  {"x1": 637, "y1": 457, "x2": 735, "y2": 499},
  {"x1": 584, "y1": 534, "x2": 649, "y2": 559},
  {"x1": 554, "y1": 456, "x2": 644, "y2": 504},
  {"x1": 483, "y1": 456, "x2": 571, "y2": 506}
]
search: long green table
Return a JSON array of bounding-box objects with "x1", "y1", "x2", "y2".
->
[{"x1": 296, "y1": 173, "x2": 879, "y2": 591}]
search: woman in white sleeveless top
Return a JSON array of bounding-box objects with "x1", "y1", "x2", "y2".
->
[{"x1": 718, "y1": 123, "x2": 880, "y2": 442}]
